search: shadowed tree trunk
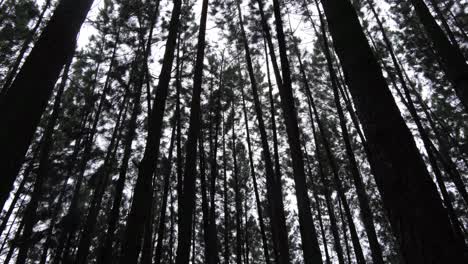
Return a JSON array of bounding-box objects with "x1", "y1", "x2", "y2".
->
[
  {"x1": 96, "y1": 61, "x2": 142, "y2": 264},
  {"x1": 120, "y1": 1, "x2": 182, "y2": 262},
  {"x1": 269, "y1": 0, "x2": 324, "y2": 261},
  {"x1": 0, "y1": 0, "x2": 52, "y2": 97},
  {"x1": 154, "y1": 116, "x2": 177, "y2": 264},
  {"x1": 235, "y1": 2, "x2": 290, "y2": 264},
  {"x1": 241, "y1": 80, "x2": 271, "y2": 264},
  {"x1": 15, "y1": 56, "x2": 73, "y2": 264},
  {"x1": 410, "y1": 0, "x2": 468, "y2": 111},
  {"x1": 320, "y1": 0, "x2": 468, "y2": 262},
  {"x1": 175, "y1": 0, "x2": 209, "y2": 260},
  {"x1": 0, "y1": 0, "x2": 95, "y2": 213}
]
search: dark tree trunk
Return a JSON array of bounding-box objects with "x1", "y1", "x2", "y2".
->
[
  {"x1": 0, "y1": 0, "x2": 94, "y2": 210},
  {"x1": 235, "y1": 3, "x2": 290, "y2": 264},
  {"x1": 222, "y1": 111, "x2": 230, "y2": 264},
  {"x1": 321, "y1": 0, "x2": 468, "y2": 262},
  {"x1": 410, "y1": 0, "x2": 468, "y2": 111},
  {"x1": 120, "y1": 1, "x2": 181, "y2": 262},
  {"x1": 74, "y1": 87, "x2": 129, "y2": 264},
  {"x1": 174, "y1": 0, "x2": 209, "y2": 260},
  {"x1": 55, "y1": 32, "x2": 119, "y2": 261},
  {"x1": 241, "y1": 81, "x2": 271, "y2": 264},
  {"x1": 232, "y1": 101, "x2": 243, "y2": 264},
  {"x1": 313, "y1": 2, "x2": 384, "y2": 262},
  {"x1": 293, "y1": 17, "x2": 364, "y2": 263},
  {"x1": 365, "y1": 1, "x2": 466, "y2": 242},
  {"x1": 307, "y1": 96, "x2": 345, "y2": 264},
  {"x1": 96, "y1": 62, "x2": 142, "y2": 264},
  {"x1": 264, "y1": 39, "x2": 282, "y2": 190},
  {"x1": 15, "y1": 57, "x2": 73, "y2": 264},
  {"x1": 0, "y1": 0, "x2": 52, "y2": 97},
  {"x1": 269, "y1": 0, "x2": 323, "y2": 261},
  {"x1": 199, "y1": 129, "x2": 211, "y2": 262},
  {"x1": 154, "y1": 117, "x2": 177, "y2": 264}
]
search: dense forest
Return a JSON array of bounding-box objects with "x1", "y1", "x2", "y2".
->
[{"x1": 0, "y1": 0, "x2": 467, "y2": 263}]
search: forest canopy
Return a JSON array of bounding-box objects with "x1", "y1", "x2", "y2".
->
[{"x1": 0, "y1": 0, "x2": 467, "y2": 263}]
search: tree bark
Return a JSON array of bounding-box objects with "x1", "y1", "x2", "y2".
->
[
  {"x1": 120, "y1": 1, "x2": 182, "y2": 262},
  {"x1": 410, "y1": 0, "x2": 468, "y2": 111},
  {"x1": 0, "y1": 0, "x2": 94, "y2": 210},
  {"x1": 174, "y1": 0, "x2": 209, "y2": 260},
  {"x1": 235, "y1": 3, "x2": 290, "y2": 263},
  {"x1": 15, "y1": 57, "x2": 73, "y2": 264},
  {"x1": 269, "y1": 0, "x2": 324, "y2": 261},
  {"x1": 321, "y1": 0, "x2": 468, "y2": 261}
]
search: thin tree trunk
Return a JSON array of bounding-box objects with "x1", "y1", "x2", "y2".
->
[
  {"x1": 235, "y1": 3, "x2": 290, "y2": 264},
  {"x1": 321, "y1": 0, "x2": 468, "y2": 261},
  {"x1": 15, "y1": 57, "x2": 73, "y2": 264},
  {"x1": 74, "y1": 89, "x2": 129, "y2": 264},
  {"x1": 174, "y1": 0, "x2": 209, "y2": 260},
  {"x1": 154, "y1": 116, "x2": 178, "y2": 264},
  {"x1": 241, "y1": 79, "x2": 271, "y2": 264},
  {"x1": 366, "y1": 0, "x2": 466, "y2": 240},
  {"x1": 269, "y1": 0, "x2": 324, "y2": 261},
  {"x1": 0, "y1": 0, "x2": 95, "y2": 209},
  {"x1": 222, "y1": 110, "x2": 230, "y2": 264},
  {"x1": 0, "y1": 0, "x2": 52, "y2": 96},
  {"x1": 120, "y1": 0, "x2": 181, "y2": 262},
  {"x1": 410, "y1": 0, "x2": 468, "y2": 111},
  {"x1": 307, "y1": 95, "x2": 345, "y2": 264},
  {"x1": 232, "y1": 101, "x2": 243, "y2": 264},
  {"x1": 96, "y1": 61, "x2": 142, "y2": 264},
  {"x1": 312, "y1": 2, "x2": 384, "y2": 262}
]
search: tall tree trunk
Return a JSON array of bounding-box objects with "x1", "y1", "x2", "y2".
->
[
  {"x1": 154, "y1": 117, "x2": 177, "y2": 264},
  {"x1": 96, "y1": 61, "x2": 142, "y2": 264},
  {"x1": 222, "y1": 110, "x2": 230, "y2": 264},
  {"x1": 410, "y1": 0, "x2": 468, "y2": 111},
  {"x1": 232, "y1": 101, "x2": 243, "y2": 264},
  {"x1": 74, "y1": 89, "x2": 129, "y2": 264},
  {"x1": 269, "y1": 0, "x2": 323, "y2": 261},
  {"x1": 55, "y1": 32, "x2": 120, "y2": 261},
  {"x1": 307, "y1": 96, "x2": 345, "y2": 264},
  {"x1": 321, "y1": 0, "x2": 468, "y2": 261},
  {"x1": 312, "y1": 2, "x2": 384, "y2": 262},
  {"x1": 207, "y1": 60, "x2": 224, "y2": 264},
  {"x1": 241, "y1": 80, "x2": 271, "y2": 264},
  {"x1": 303, "y1": 146, "x2": 331, "y2": 264},
  {"x1": 264, "y1": 39, "x2": 282, "y2": 189},
  {"x1": 174, "y1": 0, "x2": 209, "y2": 260},
  {"x1": 199, "y1": 129, "x2": 211, "y2": 262},
  {"x1": 338, "y1": 198, "x2": 352, "y2": 264},
  {"x1": 120, "y1": 1, "x2": 181, "y2": 262},
  {"x1": 0, "y1": 0, "x2": 94, "y2": 209},
  {"x1": 235, "y1": 3, "x2": 290, "y2": 264},
  {"x1": 293, "y1": 16, "x2": 365, "y2": 263},
  {"x1": 15, "y1": 57, "x2": 73, "y2": 264},
  {"x1": 366, "y1": 1, "x2": 468, "y2": 210},
  {"x1": 0, "y1": 0, "x2": 52, "y2": 97}
]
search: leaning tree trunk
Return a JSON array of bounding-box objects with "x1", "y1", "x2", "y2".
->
[
  {"x1": 15, "y1": 56, "x2": 73, "y2": 264},
  {"x1": 154, "y1": 117, "x2": 177, "y2": 264},
  {"x1": 0, "y1": 0, "x2": 94, "y2": 214},
  {"x1": 314, "y1": 2, "x2": 384, "y2": 262},
  {"x1": 410, "y1": 0, "x2": 468, "y2": 111},
  {"x1": 120, "y1": 1, "x2": 182, "y2": 262},
  {"x1": 321, "y1": 0, "x2": 467, "y2": 262},
  {"x1": 235, "y1": 2, "x2": 290, "y2": 263},
  {"x1": 241, "y1": 82, "x2": 271, "y2": 264},
  {"x1": 96, "y1": 61, "x2": 142, "y2": 264},
  {"x1": 0, "y1": 0, "x2": 52, "y2": 96},
  {"x1": 269, "y1": 0, "x2": 323, "y2": 261},
  {"x1": 175, "y1": 0, "x2": 209, "y2": 261}
]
